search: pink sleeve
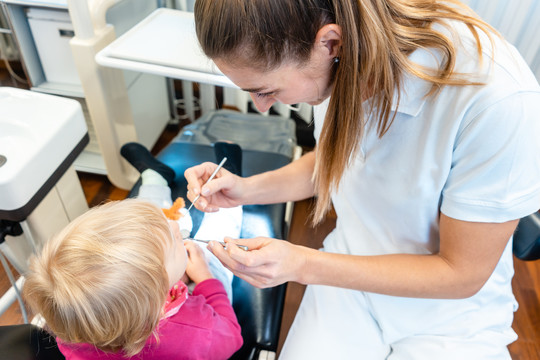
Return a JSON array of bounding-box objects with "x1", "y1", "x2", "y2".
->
[{"x1": 192, "y1": 279, "x2": 243, "y2": 357}]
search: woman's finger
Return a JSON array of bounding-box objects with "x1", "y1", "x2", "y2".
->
[
  {"x1": 224, "y1": 237, "x2": 265, "y2": 251},
  {"x1": 207, "y1": 241, "x2": 244, "y2": 269},
  {"x1": 230, "y1": 271, "x2": 274, "y2": 289},
  {"x1": 184, "y1": 162, "x2": 219, "y2": 198},
  {"x1": 207, "y1": 237, "x2": 286, "y2": 289},
  {"x1": 200, "y1": 173, "x2": 230, "y2": 198},
  {"x1": 218, "y1": 258, "x2": 280, "y2": 289},
  {"x1": 220, "y1": 237, "x2": 272, "y2": 267}
]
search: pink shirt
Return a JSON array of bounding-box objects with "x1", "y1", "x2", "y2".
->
[{"x1": 57, "y1": 279, "x2": 243, "y2": 360}]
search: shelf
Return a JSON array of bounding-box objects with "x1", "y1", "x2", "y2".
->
[
  {"x1": 0, "y1": 0, "x2": 67, "y2": 9},
  {"x1": 30, "y1": 81, "x2": 84, "y2": 98}
]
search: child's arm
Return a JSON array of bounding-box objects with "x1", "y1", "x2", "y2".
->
[
  {"x1": 193, "y1": 279, "x2": 243, "y2": 357},
  {"x1": 184, "y1": 240, "x2": 243, "y2": 356}
]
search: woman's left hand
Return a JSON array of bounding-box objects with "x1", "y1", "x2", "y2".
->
[{"x1": 207, "y1": 237, "x2": 309, "y2": 288}]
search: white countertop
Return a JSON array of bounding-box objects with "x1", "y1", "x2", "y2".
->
[{"x1": 95, "y1": 8, "x2": 236, "y2": 88}]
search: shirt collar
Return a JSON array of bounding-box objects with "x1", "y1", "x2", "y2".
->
[
  {"x1": 390, "y1": 47, "x2": 441, "y2": 117},
  {"x1": 162, "y1": 280, "x2": 189, "y2": 319},
  {"x1": 390, "y1": 70, "x2": 431, "y2": 117}
]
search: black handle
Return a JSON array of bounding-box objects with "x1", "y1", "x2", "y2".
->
[
  {"x1": 58, "y1": 29, "x2": 75, "y2": 38},
  {"x1": 0, "y1": 220, "x2": 23, "y2": 244}
]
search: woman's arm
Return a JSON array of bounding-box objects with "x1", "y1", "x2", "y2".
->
[
  {"x1": 241, "y1": 150, "x2": 317, "y2": 205},
  {"x1": 211, "y1": 214, "x2": 518, "y2": 299}
]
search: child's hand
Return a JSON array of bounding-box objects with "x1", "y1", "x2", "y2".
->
[{"x1": 183, "y1": 240, "x2": 214, "y2": 284}]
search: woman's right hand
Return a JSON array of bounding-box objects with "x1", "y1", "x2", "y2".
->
[{"x1": 184, "y1": 162, "x2": 245, "y2": 212}]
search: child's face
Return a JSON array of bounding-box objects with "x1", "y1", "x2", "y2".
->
[{"x1": 165, "y1": 220, "x2": 188, "y2": 288}]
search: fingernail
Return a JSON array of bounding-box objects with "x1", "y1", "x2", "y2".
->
[{"x1": 202, "y1": 186, "x2": 210, "y2": 196}]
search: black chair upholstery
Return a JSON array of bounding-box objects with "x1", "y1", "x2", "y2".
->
[
  {"x1": 0, "y1": 324, "x2": 64, "y2": 360},
  {"x1": 513, "y1": 212, "x2": 540, "y2": 261}
]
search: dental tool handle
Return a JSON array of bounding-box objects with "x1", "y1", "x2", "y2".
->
[{"x1": 187, "y1": 157, "x2": 227, "y2": 212}]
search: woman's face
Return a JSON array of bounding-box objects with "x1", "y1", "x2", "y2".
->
[{"x1": 214, "y1": 50, "x2": 335, "y2": 113}]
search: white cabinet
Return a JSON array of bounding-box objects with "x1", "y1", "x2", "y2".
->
[
  {"x1": 26, "y1": 8, "x2": 80, "y2": 86},
  {"x1": 1, "y1": 0, "x2": 171, "y2": 175}
]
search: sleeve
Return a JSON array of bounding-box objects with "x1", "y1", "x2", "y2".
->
[
  {"x1": 192, "y1": 279, "x2": 243, "y2": 358},
  {"x1": 441, "y1": 91, "x2": 540, "y2": 222}
]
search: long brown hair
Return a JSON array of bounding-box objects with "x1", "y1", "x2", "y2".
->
[{"x1": 194, "y1": 0, "x2": 496, "y2": 224}]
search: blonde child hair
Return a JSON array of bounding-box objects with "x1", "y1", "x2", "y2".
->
[{"x1": 23, "y1": 199, "x2": 174, "y2": 357}]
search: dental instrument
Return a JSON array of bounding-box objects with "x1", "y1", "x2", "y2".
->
[
  {"x1": 186, "y1": 237, "x2": 249, "y2": 251},
  {"x1": 187, "y1": 157, "x2": 227, "y2": 212},
  {"x1": 179, "y1": 228, "x2": 248, "y2": 251}
]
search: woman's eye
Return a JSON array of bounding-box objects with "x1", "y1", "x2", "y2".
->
[{"x1": 255, "y1": 92, "x2": 274, "y2": 98}]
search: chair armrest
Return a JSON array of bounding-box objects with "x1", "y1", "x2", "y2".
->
[{"x1": 513, "y1": 212, "x2": 540, "y2": 261}]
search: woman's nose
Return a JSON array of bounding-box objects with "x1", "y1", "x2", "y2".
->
[{"x1": 250, "y1": 94, "x2": 277, "y2": 113}]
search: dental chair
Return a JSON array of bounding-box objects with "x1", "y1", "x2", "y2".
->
[
  {"x1": 0, "y1": 109, "x2": 297, "y2": 360},
  {"x1": 127, "y1": 110, "x2": 297, "y2": 360}
]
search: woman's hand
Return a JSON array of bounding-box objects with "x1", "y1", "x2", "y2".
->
[
  {"x1": 207, "y1": 237, "x2": 309, "y2": 288},
  {"x1": 183, "y1": 240, "x2": 214, "y2": 284},
  {"x1": 185, "y1": 152, "x2": 318, "y2": 212},
  {"x1": 184, "y1": 162, "x2": 245, "y2": 212}
]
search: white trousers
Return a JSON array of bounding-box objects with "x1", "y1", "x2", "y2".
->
[{"x1": 279, "y1": 283, "x2": 514, "y2": 360}]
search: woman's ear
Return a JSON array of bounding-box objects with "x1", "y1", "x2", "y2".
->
[{"x1": 315, "y1": 24, "x2": 342, "y2": 58}]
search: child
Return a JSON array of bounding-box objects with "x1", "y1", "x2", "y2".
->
[{"x1": 22, "y1": 144, "x2": 245, "y2": 359}]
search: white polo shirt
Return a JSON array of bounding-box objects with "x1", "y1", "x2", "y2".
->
[{"x1": 313, "y1": 20, "x2": 540, "y2": 343}]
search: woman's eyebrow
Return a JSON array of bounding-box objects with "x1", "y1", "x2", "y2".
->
[
  {"x1": 242, "y1": 86, "x2": 274, "y2": 93},
  {"x1": 242, "y1": 87, "x2": 264, "y2": 92}
]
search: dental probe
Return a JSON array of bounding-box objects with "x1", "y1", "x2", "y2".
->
[
  {"x1": 186, "y1": 237, "x2": 249, "y2": 251},
  {"x1": 187, "y1": 157, "x2": 227, "y2": 212}
]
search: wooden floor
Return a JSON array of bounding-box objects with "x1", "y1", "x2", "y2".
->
[{"x1": 0, "y1": 66, "x2": 539, "y2": 359}]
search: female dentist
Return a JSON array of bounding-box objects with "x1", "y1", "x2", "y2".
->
[{"x1": 184, "y1": 1, "x2": 540, "y2": 358}]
